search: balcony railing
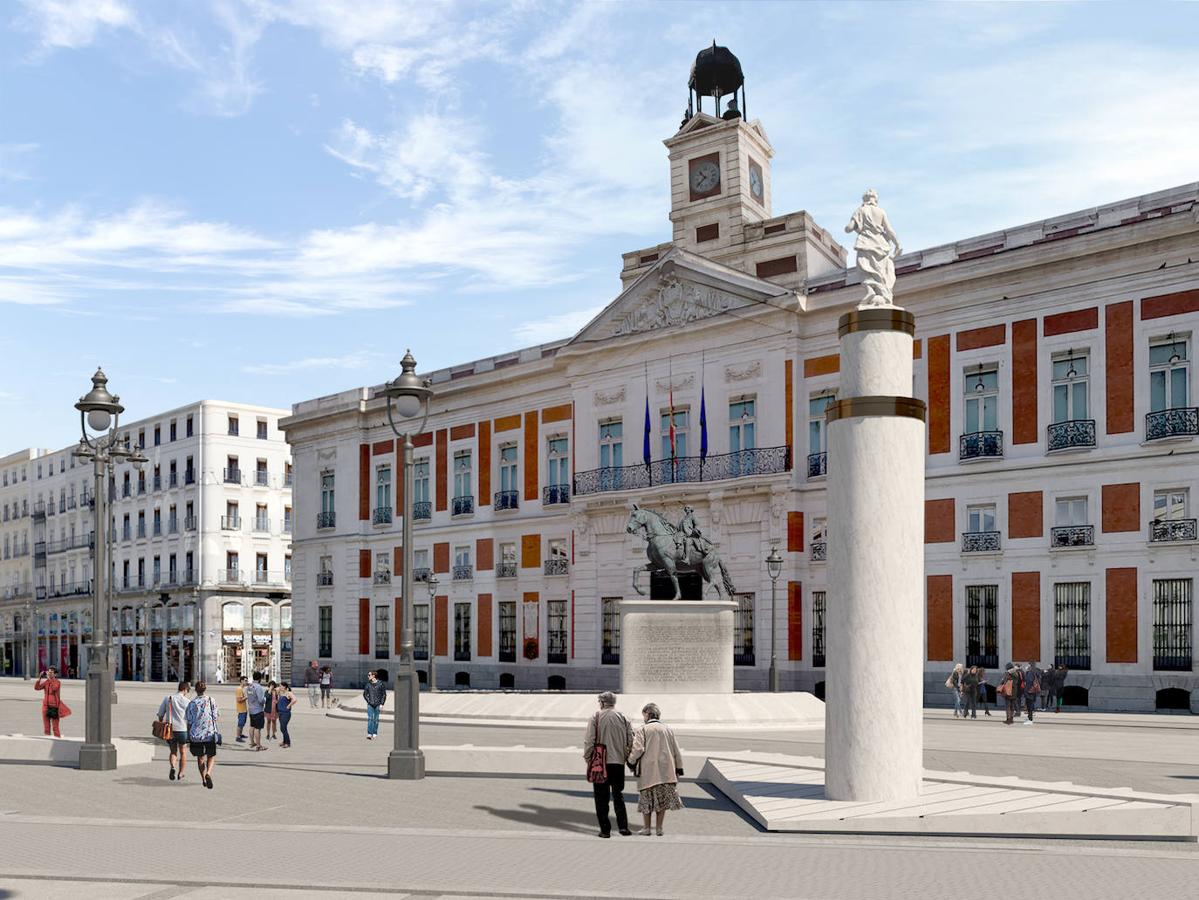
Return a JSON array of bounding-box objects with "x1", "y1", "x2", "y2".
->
[
  {"x1": 962, "y1": 531, "x2": 1001, "y2": 552},
  {"x1": 452, "y1": 496, "x2": 474, "y2": 516},
  {"x1": 168, "y1": 473, "x2": 178, "y2": 488},
  {"x1": 1146, "y1": 407, "x2": 1199, "y2": 441},
  {"x1": 253, "y1": 517, "x2": 270, "y2": 533},
  {"x1": 121, "y1": 484, "x2": 132, "y2": 498},
  {"x1": 220, "y1": 569, "x2": 243, "y2": 584},
  {"x1": 152, "y1": 475, "x2": 162, "y2": 491},
  {"x1": 1051, "y1": 525, "x2": 1094, "y2": 548},
  {"x1": 223, "y1": 468, "x2": 243, "y2": 485},
  {"x1": 184, "y1": 516, "x2": 197, "y2": 531},
  {"x1": 413, "y1": 567, "x2": 431, "y2": 582},
  {"x1": 34, "y1": 541, "x2": 46, "y2": 560},
  {"x1": 136, "y1": 523, "x2": 146, "y2": 538},
  {"x1": 184, "y1": 469, "x2": 195, "y2": 485},
  {"x1": 1047, "y1": 419, "x2": 1096, "y2": 452},
  {"x1": 46, "y1": 533, "x2": 95, "y2": 554},
  {"x1": 807, "y1": 452, "x2": 827, "y2": 478},
  {"x1": 543, "y1": 484, "x2": 570, "y2": 505},
  {"x1": 67, "y1": 497, "x2": 77, "y2": 509},
  {"x1": 959, "y1": 431, "x2": 1003, "y2": 460},
  {"x1": 221, "y1": 516, "x2": 241, "y2": 531},
  {"x1": 494, "y1": 490, "x2": 519, "y2": 511},
  {"x1": 373, "y1": 506, "x2": 393, "y2": 525},
  {"x1": 282, "y1": 519, "x2": 293, "y2": 534},
  {"x1": 152, "y1": 522, "x2": 162, "y2": 537},
  {"x1": 496, "y1": 562, "x2": 517, "y2": 578},
  {"x1": 255, "y1": 470, "x2": 270, "y2": 486},
  {"x1": 317, "y1": 511, "x2": 336, "y2": 529},
  {"x1": 412, "y1": 501, "x2": 431, "y2": 521},
  {"x1": 373, "y1": 571, "x2": 392, "y2": 585},
  {"x1": 317, "y1": 571, "x2": 334, "y2": 587},
  {"x1": 48, "y1": 579, "x2": 92, "y2": 599},
  {"x1": 810, "y1": 541, "x2": 827, "y2": 562},
  {"x1": 1150, "y1": 518, "x2": 1198, "y2": 543},
  {"x1": 452, "y1": 564, "x2": 473, "y2": 581},
  {"x1": 284, "y1": 472, "x2": 293, "y2": 487},
  {"x1": 168, "y1": 518, "x2": 178, "y2": 534},
  {"x1": 32, "y1": 501, "x2": 45, "y2": 519},
  {"x1": 544, "y1": 557, "x2": 569, "y2": 576},
  {"x1": 573, "y1": 446, "x2": 791, "y2": 497}
]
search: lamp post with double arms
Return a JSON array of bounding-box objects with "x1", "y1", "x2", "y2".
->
[
  {"x1": 425, "y1": 573, "x2": 439, "y2": 692},
  {"x1": 379, "y1": 350, "x2": 433, "y2": 780},
  {"x1": 73, "y1": 368, "x2": 147, "y2": 770},
  {"x1": 766, "y1": 546, "x2": 783, "y2": 693}
]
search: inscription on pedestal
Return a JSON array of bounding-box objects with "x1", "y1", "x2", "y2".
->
[{"x1": 619, "y1": 600, "x2": 735, "y2": 694}]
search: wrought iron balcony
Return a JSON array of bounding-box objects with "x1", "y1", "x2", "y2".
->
[
  {"x1": 373, "y1": 571, "x2": 392, "y2": 585},
  {"x1": 48, "y1": 579, "x2": 92, "y2": 599},
  {"x1": 317, "y1": 571, "x2": 334, "y2": 587},
  {"x1": 807, "y1": 452, "x2": 827, "y2": 478},
  {"x1": 494, "y1": 490, "x2": 519, "y2": 511},
  {"x1": 152, "y1": 475, "x2": 162, "y2": 491},
  {"x1": 168, "y1": 473, "x2": 178, "y2": 488},
  {"x1": 32, "y1": 501, "x2": 45, "y2": 519},
  {"x1": 184, "y1": 469, "x2": 195, "y2": 485},
  {"x1": 413, "y1": 567, "x2": 431, "y2": 582},
  {"x1": 1047, "y1": 419, "x2": 1096, "y2": 451},
  {"x1": 33, "y1": 542, "x2": 47, "y2": 560},
  {"x1": 282, "y1": 518, "x2": 292, "y2": 534},
  {"x1": 253, "y1": 517, "x2": 270, "y2": 533},
  {"x1": 179, "y1": 569, "x2": 197, "y2": 586},
  {"x1": 1146, "y1": 407, "x2": 1199, "y2": 441},
  {"x1": 452, "y1": 496, "x2": 474, "y2": 516},
  {"x1": 221, "y1": 515, "x2": 241, "y2": 531},
  {"x1": 184, "y1": 516, "x2": 197, "y2": 531},
  {"x1": 223, "y1": 468, "x2": 243, "y2": 485},
  {"x1": 316, "y1": 511, "x2": 336, "y2": 529},
  {"x1": 137, "y1": 482, "x2": 146, "y2": 495},
  {"x1": 959, "y1": 431, "x2": 1003, "y2": 460},
  {"x1": 573, "y1": 446, "x2": 791, "y2": 497},
  {"x1": 544, "y1": 557, "x2": 569, "y2": 576},
  {"x1": 1150, "y1": 518, "x2": 1198, "y2": 543},
  {"x1": 543, "y1": 484, "x2": 570, "y2": 505},
  {"x1": 412, "y1": 501, "x2": 431, "y2": 521},
  {"x1": 373, "y1": 506, "x2": 393, "y2": 525},
  {"x1": 496, "y1": 562, "x2": 517, "y2": 578},
  {"x1": 67, "y1": 496, "x2": 77, "y2": 509},
  {"x1": 254, "y1": 570, "x2": 271, "y2": 585},
  {"x1": 46, "y1": 533, "x2": 95, "y2": 555},
  {"x1": 152, "y1": 522, "x2": 162, "y2": 537},
  {"x1": 122, "y1": 527, "x2": 132, "y2": 542},
  {"x1": 255, "y1": 470, "x2": 270, "y2": 486},
  {"x1": 221, "y1": 569, "x2": 243, "y2": 584},
  {"x1": 136, "y1": 523, "x2": 146, "y2": 538},
  {"x1": 1051, "y1": 525, "x2": 1094, "y2": 548},
  {"x1": 168, "y1": 518, "x2": 178, "y2": 534},
  {"x1": 452, "y1": 564, "x2": 473, "y2": 581},
  {"x1": 962, "y1": 531, "x2": 1001, "y2": 552},
  {"x1": 810, "y1": 541, "x2": 827, "y2": 562}
]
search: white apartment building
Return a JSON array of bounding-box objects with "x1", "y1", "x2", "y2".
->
[{"x1": 0, "y1": 401, "x2": 294, "y2": 683}]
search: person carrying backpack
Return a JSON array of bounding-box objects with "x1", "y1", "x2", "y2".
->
[{"x1": 1022, "y1": 662, "x2": 1041, "y2": 724}]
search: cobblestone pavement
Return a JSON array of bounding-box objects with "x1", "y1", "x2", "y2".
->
[{"x1": 1, "y1": 680, "x2": 1197, "y2": 899}]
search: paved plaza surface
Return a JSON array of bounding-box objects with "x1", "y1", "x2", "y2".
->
[{"x1": 1, "y1": 680, "x2": 1197, "y2": 899}]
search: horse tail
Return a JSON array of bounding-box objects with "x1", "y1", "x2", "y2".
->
[{"x1": 719, "y1": 560, "x2": 736, "y2": 598}]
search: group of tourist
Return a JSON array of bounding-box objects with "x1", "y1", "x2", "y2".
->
[
  {"x1": 153, "y1": 679, "x2": 219, "y2": 788},
  {"x1": 946, "y1": 661, "x2": 1069, "y2": 725},
  {"x1": 233, "y1": 673, "x2": 296, "y2": 748},
  {"x1": 583, "y1": 691, "x2": 686, "y2": 838},
  {"x1": 303, "y1": 660, "x2": 335, "y2": 708}
]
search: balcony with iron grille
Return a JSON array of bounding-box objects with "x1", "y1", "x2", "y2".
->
[
  {"x1": 1146, "y1": 407, "x2": 1199, "y2": 441},
  {"x1": 543, "y1": 484, "x2": 570, "y2": 505},
  {"x1": 317, "y1": 571, "x2": 334, "y2": 587},
  {"x1": 282, "y1": 518, "x2": 292, "y2": 534},
  {"x1": 810, "y1": 541, "x2": 826, "y2": 562},
  {"x1": 47, "y1": 533, "x2": 95, "y2": 555},
  {"x1": 1051, "y1": 525, "x2": 1094, "y2": 548},
  {"x1": 136, "y1": 523, "x2": 146, "y2": 538},
  {"x1": 152, "y1": 475, "x2": 162, "y2": 491},
  {"x1": 373, "y1": 506, "x2": 392, "y2": 525},
  {"x1": 544, "y1": 557, "x2": 569, "y2": 576},
  {"x1": 152, "y1": 522, "x2": 162, "y2": 537},
  {"x1": 495, "y1": 562, "x2": 517, "y2": 578},
  {"x1": 573, "y1": 446, "x2": 791, "y2": 497},
  {"x1": 494, "y1": 490, "x2": 518, "y2": 511},
  {"x1": 221, "y1": 515, "x2": 241, "y2": 531},
  {"x1": 413, "y1": 567, "x2": 431, "y2": 582},
  {"x1": 220, "y1": 569, "x2": 243, "y2": 584},
  {"x1": 412, "y1": 501, "x2": 431, "y2": 521},
  {"x1": 316, "y1": 511, "x2": 336, "y2": 529},
  {"x1": 168, "y1": 472, "x2": 178, "y2": 488},
  {"x1": 168, "y1": 517, "x2": 178, "y2": 534},
  {"x1": 253, "y1": 516, "x2": 270, "y2": 533},
  {"x1": 184, "y1": 469, "x2": 195, "y2": 485},
  {"x1": 452, "y1": 496, "x2": 474, "y2": 516},
  {"x1": 959, "y1": 431, "x2": 1003, "y2": 461},
  {"x1": 807, "y1": 452, "x2": 827, "y2": 478},
  {"x1": 48, "y1": 579, "x2": 92, "y2": 599},
  {"x1": 224, "y1": 467, "x2": 243, "y2": 485},
  {"x1": 452, "y1": 564, "x2": 473, "y2": 581},
  {"x1": 1150, "y1": 518, "x2": 1198, "y2": 543},
  {"x1": 962, "y1": 531, "x2": 1001, "y2": 553},
  {"x1": 1047, "y1": 419, "x2": 1095, "y2": 452},
  {"x1": 32, "y1": 501, "x2": 45, "y2": 519},
  {"x1": 184, "y1": 515, "x2": 197, "y2": 531},
  {"x1": 33, "y1": 541, "x2": 46, "y2": 561},
  {"x1": 254, "y1": 470, "x2": 270, "y2": 486},
  {"x1": 373, "y1": 571, "x2": 391, "y2": 585}
]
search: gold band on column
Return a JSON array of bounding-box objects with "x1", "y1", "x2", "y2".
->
[
  {"x1": 826, "y1": 395, "x2": 927, "y2": 423},
  {"x1": 838, "y1": 308, "x2": 916, "y2": 337}
]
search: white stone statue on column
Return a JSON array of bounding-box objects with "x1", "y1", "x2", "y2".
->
[{"x1": 844, "y1": 189, "x2": 903, "y2": 308}]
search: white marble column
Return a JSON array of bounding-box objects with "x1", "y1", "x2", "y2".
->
[{"x1": 825, "y1": 308, "x2": 926, "y2": 803}]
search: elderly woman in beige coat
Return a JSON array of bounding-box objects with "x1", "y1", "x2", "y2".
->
[{"x1": 627, "y1": 702, "x2": 684, "y2": 835}]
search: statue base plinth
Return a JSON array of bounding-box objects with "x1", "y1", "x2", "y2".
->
[{"x1": 619, "y1": 599, "x2": 737, "y2": 694}]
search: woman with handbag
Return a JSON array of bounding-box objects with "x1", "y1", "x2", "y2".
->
[
  {"x1": 156, "y1": 680, "x2": 192, "y2": 781},
  {"x1": 34, "y1": 666, "x2": 71, "y2": 737},
  {"x1": 628, "y1": 702, "x2": 685, "y2": 837}
]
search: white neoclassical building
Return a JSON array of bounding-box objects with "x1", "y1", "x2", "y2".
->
[
  {"x1": 283, "y1": 47, "x2": 1199, "y2": 711},
  {"x1": 0, "y1": 401, "x2": 294, "y2": 684}
]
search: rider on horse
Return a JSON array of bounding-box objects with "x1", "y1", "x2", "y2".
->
[{"x1": 675, "y1": 505, "x2": 708, "y2": 566}]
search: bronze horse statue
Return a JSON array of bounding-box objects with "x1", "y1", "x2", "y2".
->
[{"x1": 626, "y1": 504, "x2": 736, "y2": 601}]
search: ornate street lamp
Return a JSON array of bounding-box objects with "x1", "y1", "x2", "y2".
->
[
  {"x1": 73, "y1": 368, "x2": 145, "y2": 770},
  {"x1": 425, "y1": 573, "x2": 439, "y2": 693},
  {"x1": 378, "y1": 350, "x2": 433, "y2": 780},
  {"x1": 766, "y1": 546, "x2": 783, "y2": 693}
]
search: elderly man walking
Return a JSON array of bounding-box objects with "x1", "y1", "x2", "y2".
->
[
  {"x1": 583, "y1": 691, "x2": 634, "y2": 839},
  {"x1": 303, "y1": 660, "x2": 321, "y2": 708}
]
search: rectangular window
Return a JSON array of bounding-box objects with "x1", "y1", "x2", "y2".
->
[
  {"x1": 153, "y1": 426, "x2": 161, "y2": 447},
  {"x1": 453, "y1": 451, "x2": 472, "y2": 499},
  {"x1": 257, "y1": 419, "x2": 268, "y2": 440},
  {"x1": 967, "y1": 504, "x2": 996, "y2": 533},
  {"x1": 375, "y1": 606, "x2": 390, "y2": 659},
  {"x1": 226, "y1": 551, "x2": 239, "y2": 580},
  {"x1": 413, "y1": 459, "x2": 430, "y2": 503},
  {"x1": 734, "y1": 594, "x2": 755, "y2": 665},
  {"x1": 812, "y1": 591, "x2": 827, "y2": 667},
  {"x1": 320, "y1": 472, "x2": 335, "y2": 513},
  {"x1": 601, "y1": 597, "x2": 621, "y2": 664},
  {"x1": 227, "y1": 415, "x2": 239, "y2": 436},
  {"x1": 965, "y1": 584, "x2": 998, "y2": 668},
  {"x1": 808, "y1": 393, "x2": 835, "y2": 477},
  {"x1": 660, "y1": 407, "x2": 689, "y2": 460},
  {"x1": 169, "y1": 420, "x2": 177, "y2": 442},
  {"x1": 1054, "y1": 497, "x2": 1087, "y2": 526},
  {"x1": 255, "y1": 553, "x2": 268, "y2": 583},
  {"x1": 1054, "y1": 582, "x2": 1090, "y2": 669},
  {"x1": 454, "y1": 603, "x2": 472, "y2": 661},
  {"x1": 547, "y1": 436, "x2": 569, "y2": 489},
  {"x1": 1150, "y1": 336, "x2": 1189, "y2": 412},
  {"x1": 152, "y1": 555, "x2": 161, "y2": 585},
  {"x1": 729, "y1": 397, "x2": 756, "y2": 452},
  {"x1": 1051, "y1": 352, "x2": 1089, "y2": 422},
  {"x1": 376, "y1": 465, "x2": 392, "y2": 511},
  {"x1": 1153, "y1": 489, "x2": 1188, "y2": 521},
  {"x1": 284, "y1": 555, "x2": 292, "y2": 581},
  {"x1": 498, "y1": 601, "x2": 516, "y2": 662},
  {"x1": 414, "y1": 604, "x2": 430, "y2": 660},
  {"x1": 547, "y1": 599, "x2": 567, "y2": 664},
  {"x1": 1153, "y1": 578, "x2": 1192, "y2": 671},
  {"x1": 499, "y1": 444, "x2": 518, "y2": 494},
  {"x1": 599, "y1": 419, "x2": 623, "y2": 469},
  {"x1": 454, "y1": 545, "x2": 472, "y2": 580},
  {"x1": 168, "y1": 553, "x2": 177, "y2": 583},
  {"x1": 964, "y1": 366, "x2": 999, "y2": 433},
  {"x1": 318, "y1": 606, "x2": 332, "y2": 657}
]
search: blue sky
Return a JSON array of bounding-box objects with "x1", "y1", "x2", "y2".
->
[{"x1": 2, "y1": 1, "x2": 1197, "y2": 450}]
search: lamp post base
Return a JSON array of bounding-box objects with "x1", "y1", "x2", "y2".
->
[
  {"x1": 78, "y1": 743, "x2": 118, "y2": 771},
  {"x1": 387, "y1": 749, "x2": 426, "y2": 780},
  {"x1": 768, "y1": 661, "x2": 780, "y2": 693}
]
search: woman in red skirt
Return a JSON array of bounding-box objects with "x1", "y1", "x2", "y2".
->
[{"x1": 34, "y1": 666, "x2": 71, "y2": 737}]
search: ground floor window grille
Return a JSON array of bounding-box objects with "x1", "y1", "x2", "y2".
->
[
  {"x1": 965, "y1": 585, "x2": 998, "y2": 668},
  {"x1": 318, "y1": 606, "x2": 332, "y2": 658},
  {"x1": 1153, "y1": 578, "x2": 1192, "y2": 671},
  {"x1": 547, "y1": 600, "x2": 567, "y2": 664},
  {"x1": 1054, "y1": 582, "x2": 1090, "y2": 669},
  {"x1": 414, "y1": 604, "x2": 429, "y2": 660},
  {"x1": 601, "y1": 597, "x2": 620, "y2": 665},
  {"x1": 374, "y1": 606, "x2": 390, "y2": 660},
  {"x1": 734, "y1": 594, "x2": 755, "y2": 666},
  {"x1": 811, "y1": 591, "x2": 826, "y2": 668},
  {"x1": 498, "y1": 601, "x2": 516, "y2": 663},
  {"x1": 454, "y1": 603, "x2": 471, "y2": 661}
]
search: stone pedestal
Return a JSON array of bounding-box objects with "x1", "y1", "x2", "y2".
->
[
  {"x1": 825, "y1": 308, "x2": 926, "y2": 802},
  {"x1": 619, "y1": 599, "x2": 736, "y2": 694}
]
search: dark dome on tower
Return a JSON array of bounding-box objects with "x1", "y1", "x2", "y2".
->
[{"x1": 683, "y1": 42, "x2": 747, "y2": 126}]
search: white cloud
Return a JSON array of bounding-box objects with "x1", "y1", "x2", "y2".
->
[
  {"x1": 512, "y1": 304, "x2": 605, "y2": 345},
  {"x1": 242, "y1": 353, "x2": 381, "y2": 375},
  {"x1": 0, "y1": 143, "x2": 39, "y2": 182},
  {"x1": 17, "y1": 0, "x2": 134, "y2": 49}
]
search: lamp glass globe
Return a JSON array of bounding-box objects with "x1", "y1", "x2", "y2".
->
[
  {"x1": 87, "y1": 409, "x2": 112, "y2": 432},
  {"x1": 394, "y1": 394, "x2": 422, "y2": 419}
]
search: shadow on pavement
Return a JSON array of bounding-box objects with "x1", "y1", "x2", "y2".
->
[
  {"x1": 528, "y1": 784, "x2": 765, "y2": 829},
  {"x1": 474, "y1": 802, "x2": 596, "y2": 834},
  {"x1": 1168, "y1": 775, "x2": 1199, "y2": 780},
  {"x1": 114, "y1": 776, "x2": 178, "y2": 788}
]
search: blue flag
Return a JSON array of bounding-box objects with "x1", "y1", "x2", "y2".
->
[
  {"x1": 699, "y1": 385, "x2": 708, "y2": 459},
  {"x1": 643, "y1": 395, "x2": 652, "y2": 465}
]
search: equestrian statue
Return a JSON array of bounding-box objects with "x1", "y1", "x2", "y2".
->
[{"x1": 626, "y1": 504, "x2": 737, "y2": 601}]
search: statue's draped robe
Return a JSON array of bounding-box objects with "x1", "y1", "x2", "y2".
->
[{"x1": 847, "y1": 205, "x2": 898, "y2": 305}]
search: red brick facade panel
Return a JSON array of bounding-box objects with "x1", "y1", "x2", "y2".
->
[
  {"x1": 523, "y1": 411, "x2": 539, "y2": 501},
  {"x1": 478, "y1": 420, "x2": 492, "y2": 506},
  {"x1": 926, "y1": 574, "x2": 953, "y2": 661},
  {"x1": 521, "y1": 534, "x2": 541, "y2": 568},
  {"x1": 784, "y1": 359, "x2": 794, "y2": 457},
  {"x1": 803, "y1": 354, "x2": 840, "y2": 378},
  {"x1": 435, "y1": 429, "x2": 448, "y2": 511},
  {"x1": 1101, "y1": 482, "x2": 1140, "y2": 533},
  {"x1": 358, "y1": 548, "x2": 371, "y2": 579},
  {"x1": 1105, "y1": 301, "x2": 1134, "y2": 434},
  {"x1": 924, "y1": 498, "x2": 955, "y2": 543},
  {"x1": 1141, "y1": 288, "x2": 1199, "y2": 320},
  {"x1": 1007, "y1": 491, "x2": 1043, "y2": 539},
  {"x1": 449, "y1": 423, "x2": 475, "y2": 441},
  {"x1": 358, "y1": 598, "x2": 369, "y2": 655},
  {"x1": 1011, "y1": 571, "x2": 1041, "y2": 662},
  {"x1": 542, "y1": 403, "x2": 572, "y2": 423},
  {"x1": 358, "y1": 443, "x2": 370, "y2": 520},
  {"x1": 435, "y1": 596, "x2": 448, "y2": 657},
  {"x1": 476, "y1": 538, "x2": 494, "y2": 571},
  {"x1": 477, "y1": 594, "x2": 493, "y2": 658},
  {"x1": 955, "y1": 323, "x2": 1006, "y2": 352},
  {"x1": 787, "y1": 581, "x2": 802, "y2": 661},
  {"x1": 787, "y1": 511, "x2": 804, "y2": 552},
  {"x1": 433, "y1": 542, "x2": 449, "y2": 574},
  {"x1": 1105, "y1": 567, "x2": 1138, "y2": 664},
  {"x1": 1011, "y1": 318, "x2": 1038, "y2": 444},
  {"x1": 928, "y1": 335, "x2": 951, "y2": 454},
  {"x1": 493, "y1": 414, "x2": 521, "y2": 432},
  {"x1": 372, "y1": 439, "x2": 394, "y2": 455},
  {"x1": 1043, "y1": 307, "x2": 1098, "y2": 336}
]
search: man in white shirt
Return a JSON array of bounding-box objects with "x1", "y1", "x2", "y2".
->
[{"x1": 156, "y1": 681, "x2": 192, "y2": 781}]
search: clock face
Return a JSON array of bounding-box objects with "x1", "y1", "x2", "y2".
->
[
  {"x1": 748, "y1": 159, "x2": 764, "y2": 202},
  {"x1": 688, "y1": 155, "x2": 721, "y2": 199}
]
